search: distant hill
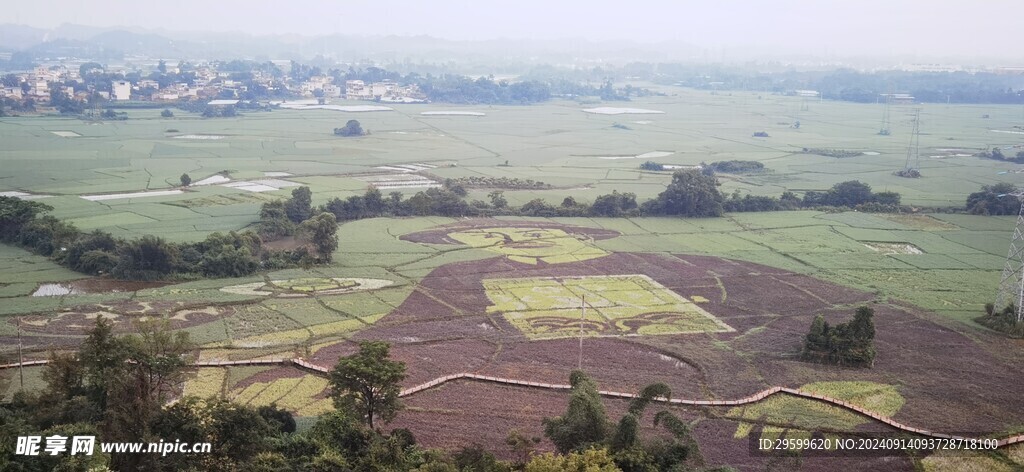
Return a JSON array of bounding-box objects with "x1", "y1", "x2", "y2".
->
[{"x1": 0, "y1": 23, "x2": 699, "y2": 66}]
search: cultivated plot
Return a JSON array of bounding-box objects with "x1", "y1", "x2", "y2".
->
[{"x1": 483, "y1": 274, "x2": 734, "y2": 339}]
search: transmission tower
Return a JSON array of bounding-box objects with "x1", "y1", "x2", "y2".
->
[
  {"x1": 994, "y1": 191, "x2": 1024, "y2": 322},
  {"x1": 894, "y1": 109, "x2": 921, "y2": 178},
  {"x1": 878, "y1": 94, "x2": 891, "y2": 135}
]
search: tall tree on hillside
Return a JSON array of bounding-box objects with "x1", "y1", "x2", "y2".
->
[
  {"x1": 542, "y1": 371, "x2": 611, "y2": 454},
  {"x1": 328, "y1": 341, "x2": 407, "y2": 429}
]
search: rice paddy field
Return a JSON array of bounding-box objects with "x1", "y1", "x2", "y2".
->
[{"x1": 1, "y1": 88, "x2": 1023, "y2": 471}]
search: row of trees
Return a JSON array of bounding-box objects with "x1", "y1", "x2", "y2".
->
[
  {"x1": 416, "y1": 75, "x2": 552, "y2": 105},
  {"x1": 640, "y1": 64, "x2": 1024, "y2": 105},
  {"x1": 976, "y1": 147, "x2": 1024, "y2": 164},
  {"x1": 317, "y1": 171, "x2": 907, "y2": 224},
  {"x1": 802, "y1": 306, "x2": 877, "y2": 367},
  {"x1": 0, "y1": 189, "x2": 337, "y2": 280}
]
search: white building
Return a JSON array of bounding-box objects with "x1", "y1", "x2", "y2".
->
[
  {"x1": 112, "y1": 81, "x2": 132, "y2": 101},
  {"x1": 0, "y1": 87, "x2": 22, "y2": 99},
  {"x1": 322, "y1": 84, "x2": 343, "y2": 98}
]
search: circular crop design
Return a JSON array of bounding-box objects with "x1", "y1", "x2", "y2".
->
[{"x1": 220, "y1": 277, "x2": 393, "y2": 297}]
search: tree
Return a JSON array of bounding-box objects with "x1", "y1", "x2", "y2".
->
[
  {"x1": 872, "y1": 191, "x2": 901, "y2": 207},
  {"x1": 328, "y1": 341, "x2": 407, "y2": 429},
  {"x1": 590, "y1": 191, "x2": 637, "y2": 217},
  {"x1": 103, "y1": 318, "x2": 193, "y2": 446},
  {"x1": 442, "y1": 179, "x2": 468, "y2": 197},
  {"x1": 299, "y1": 212, "x2": 339, "y2": 262},
  {"x1": 607, "y1": 383, "x2": 695, "y2": 471},
  {"x1": 285, "y1": 186, "x2": 313, "y2": 223},
  {"x1": 506, "y1": 429, "x2": 541, "y2": 466},
  {"x1": 157, "y1": 60, "x2": 167, "y2": 74},
  {"x1": 825, "y1": 180, "x2": 874, "y2": 207},
  {"x1": 361, "y1": 187, "x2": 385, "y2": 215},
  {"x1": 334, "y1": 119, "x2": 365, "y2": 137},
  {"x1": 257, "y1": 200, "x2": 295, "y2": 239},
  {"x1": 966, "y1": 183, "x2": 1019, "y2": 215},
  {"x1": 488, "y1": 190, "x2": 508, "y2": 209},
  {"x1": 803, "y1": 315, "x2": 830, "y2": 355},
  {"x1": 542, "y1": 371, "x2": 611, "y2": 453},
  {"x1": 525, "y1": 449, "x2": 621, "y2": 472},
  {"x1": 257, "y1": 403, "x2": 297, "y2": 434},
  {"x1": 453, "y1": 444, "x2": 511, "y2": 472},
  {"x1": 180, "y1": 173, "x2": 191, "y2": 187},
  {"x1": 644, "y1": 169, "x2": 723, "y2": 217},
  {"x1": 17, "y1": 215, "x2": 77, "y2": 256},
  {"x1": 802, "y1": 306, "x2": 876, "y2": 366},
  {"x1": 520, "y1": 199, "x2": 558, "y2": 217},
  {"x1": 111, "y1": 235, "x2": 180, "y2": 280},
  {"x1": 639, "y1": 161, "x2": 664, "y2": 171},
  {"x1": 152, "y1": 397, "x2": 275, "y2": 471},
  {"x1": 161, "y1": 108, "x2": 174, "y2": 118}
]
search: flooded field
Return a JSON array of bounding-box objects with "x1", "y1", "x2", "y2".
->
[{"x1": 32, "y1": 279, "x2": 169, "y2": 297}]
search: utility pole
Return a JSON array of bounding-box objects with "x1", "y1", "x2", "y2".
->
[{"x1": 17, "y1": 317, "x2": 24, "y2": 389}]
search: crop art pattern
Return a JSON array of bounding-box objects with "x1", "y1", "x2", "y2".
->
[
  {"x1": 483, "y1": 274, "x2": 734, "y2": 339},
  {"x1": 447, "y1": 227, "x2": 609, "y2": 265}
]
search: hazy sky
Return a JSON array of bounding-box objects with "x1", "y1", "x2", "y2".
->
[{"x1": 1, "y1": 0, "x2": 1019, "y2": 59}]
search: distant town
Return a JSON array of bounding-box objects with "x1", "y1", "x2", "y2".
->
[
  {"x1": 2, "y1": 55, "x2": 1023, "y2": 117},
  {"x1": 0, "y1": 60, "x2": 428, "y2": 111}
]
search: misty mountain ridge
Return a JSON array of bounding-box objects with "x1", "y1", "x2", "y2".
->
[{"x1": 0, "y1": 22, "x2": 704, "y2": 65}]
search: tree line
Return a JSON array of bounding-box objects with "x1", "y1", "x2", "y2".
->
[
  {"x1": 0, "y1": 187, "x2": 337, "y2": 281},
  {"x1": 625, "y1": 63, "x2": 1024, "y2": 105},
  {"x1": 3, "y1": 172, "x2": 1009, "y2": 283},
  {"x1": 1, "y1": 320, "x2": 734, "y2": 471},
  {"x1": 320, "y1": 170, "x2": 906, "y2": 223}
]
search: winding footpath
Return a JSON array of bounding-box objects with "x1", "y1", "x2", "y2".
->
[{"x1": 4, "y1": 358, "x2": 1022, "y2": 448}]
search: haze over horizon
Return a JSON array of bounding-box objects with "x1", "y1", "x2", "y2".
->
[{"x1": 1, "y1": 0, "x2": 1021, "y2": 62}]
